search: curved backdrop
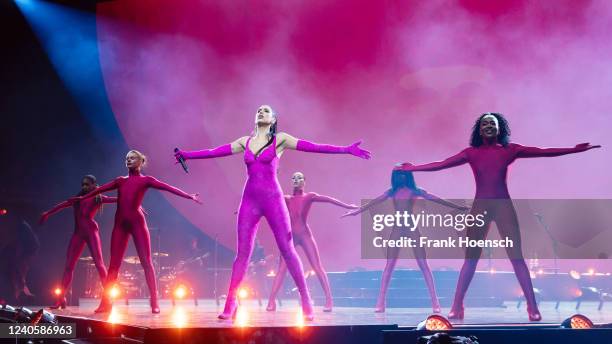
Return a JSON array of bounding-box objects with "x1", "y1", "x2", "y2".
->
[{"x1": 96, "y1": 0, "x2": 612, "y2": 271}]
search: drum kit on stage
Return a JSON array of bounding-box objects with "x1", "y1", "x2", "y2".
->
[{"x1": 78, "y1": 251, "x2": 210, "y2": 298}]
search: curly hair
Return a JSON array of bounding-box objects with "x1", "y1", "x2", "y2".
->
[{"x1": 470, "y1": 112, "x2": 511, "y2": 147}]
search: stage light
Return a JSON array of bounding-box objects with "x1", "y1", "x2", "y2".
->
[
  {"x1": 238, "y1": 288, "x2": 249, "y2": 299},
  {"x1": 295, "y1": 310, "x2": 305, "y2": 328},
  {"x1": 561, "y1": 314, "x2": 594, "y2": 329},
  {"x1": 569, "y1": 270, "x2": 581, "y2": 280},
  {"x1": 235, "y1": 307, "x2": 248, "y2": 327},
  {"x1": 53, "y1": 287, "x2": 62, "y2": 296},
  {"x1": 0, "y1": 209, "x2": 7, "y2": 215},
  {"x1": 416, "y1": 314, "x2": 453, "y2": 331},
  {"x1": 107, "y1": 308, "x2": 121, "y2": 324},
  {"x1": 587, "y1": 268, "x2": 595, "y2": 276},
  {"x1": 267, "y1": 270, "x2": 276, "y2": 277},
  {"x1": 174, "y1": 285, "x2": 187, "y2": 299},
  {"x1": 108, "y1": 285, "x2": 121, "y2": 299},
  {"x1": 533, "y1": 288, "x2": 542, "y2": 300},
  {"x1": 489, "y1": 268, "x2": 496, "y2": 274},
  {"x1": 171, "y1": 307, "x2": 187, "y2": 328},
  {"x1": 537, "y1": 269, "x2": 544, "y2": 275},
  {"x1": 574, "y1": 289, "x2": 583, "y2": 298},
  {"x1": 304, "y1": 269, "x2": 316, "y2": 278}
]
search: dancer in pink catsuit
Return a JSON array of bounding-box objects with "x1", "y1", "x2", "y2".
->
[
  {"x1": 343, "y1": 169, "x2": 466, "y2": 313},
  {"x1": 40, "y1": 175, "x2": 115, "y2": 309},
  {"x1": 265, "y1": 171, "x2": 358, "y2": 313},
  {"x1": 73, "y1": 151, "x2": 201, "y2": 313},
  {"x1": 175, "y1": 105, "x2": 371, "y2": 321},
  {"x1": 396, "y1": 112, "x2": 600, "y2": 321}
]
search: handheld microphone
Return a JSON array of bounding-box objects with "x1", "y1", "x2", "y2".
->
[{"x1": 174, "y1": 148, "x2": 189, "y2": 173}]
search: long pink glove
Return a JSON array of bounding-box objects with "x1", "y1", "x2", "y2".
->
[
  {"x1": 296, "y1": 139, "x2": 371, "y2": 159},
  {"x1": 175, "y1": 144, "x2": 232, "y2": 161}
]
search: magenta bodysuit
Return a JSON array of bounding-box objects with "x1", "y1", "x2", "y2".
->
[
  {"x1": 266, "y1": 191, "x2": 355, "y2": 312},
  {"x1": 177, "y1": 135, "x2": 371, "y2": 320},
  {"x1": 77, "y1": 171, "x2": 197, "y2": 313},
  {"x1": 223, "y1": 136, "x2": 314, "y2": 317},
  {"x1": 41, "y1": 195, "x2": 116, "y2": 306},
  {"x1": 401, "y1": 142, "x2": 596, "y2": 320}
]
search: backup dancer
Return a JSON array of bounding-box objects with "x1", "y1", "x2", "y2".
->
[
  {"x1": 40, "y1": 175, "x2": 115, "y2": 309},
  {"x1": 73, "y1": 150, "x2": 201, "y2": 313},
  {"x1": 343, "y1": 169, "x2": 466, "y2": 313},
  {"x1": 265, "y1": 171, "x2": 358, "y2": 313},
  {"x1": 396, "y1": 112, "x2": 600, "y2": 321},
  {"x1": 174, "y1": 104, "x2": 371, "y2": 320}
]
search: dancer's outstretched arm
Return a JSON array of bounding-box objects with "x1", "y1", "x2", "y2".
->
[
  {"x1": 147, "y1": 176, "x2": 202, "y2": 204},
  {"x1": 101, "y1": 195, "x2": 118, "y2": 204},
  {"x1": 341, "y1": 190, "x2": 390, "y2": 218},
  {"x1": 278, "y1": 133, "x2": 371, "y2": 159},
  {"x1": 513, "y1": 142, "x2": 600, "y2": 158},
  {"x1": 70, "y1": 179, "x2": 119, "y2": 202},
  {"x1": 396, "y1": 149, "x2": 468, "y2": 172},
  {"x1": 417, "y1": 189, "x2": 468, "y2": 210},
  {"x1": 39, "y1": 200, "x2": 74, "y2": 224},
  {"x1": 311, "y1": 193, "x2": 358, "y2": 209},
  {"x1": 175, "y1": 137, "x2": 249, "y2": 161}
]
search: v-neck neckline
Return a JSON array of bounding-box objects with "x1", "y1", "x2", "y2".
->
[{"x1": 247, "y1": 136, "x2": 275, "y2": 159}]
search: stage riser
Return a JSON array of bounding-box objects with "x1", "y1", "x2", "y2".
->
[
  {"x1": 312, "y1": 296, "x2": 504, "y2": 308},
  {"x1": 303, "y1": 270, "x2": 611, "y2": 307}
]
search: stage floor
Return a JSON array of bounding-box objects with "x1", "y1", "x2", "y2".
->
[{"x1": 45, "y1": 300, "x2": 612, "y2": 328}]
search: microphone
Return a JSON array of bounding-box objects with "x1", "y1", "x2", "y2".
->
[{"x1": 174, "y1": 148, "x2": 189, "y2": 173}]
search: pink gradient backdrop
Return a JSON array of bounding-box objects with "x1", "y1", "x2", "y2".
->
[{"x1": 95, "y1": 0, "x2": 612, "y2": 271}]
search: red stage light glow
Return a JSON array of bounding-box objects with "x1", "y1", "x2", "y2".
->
[
  {"x1": 109, "y1": 285, "x2": 121, "y2": 299},
  {"x1": 417, "y1": 314, "x2": 453, "y2": 331}
]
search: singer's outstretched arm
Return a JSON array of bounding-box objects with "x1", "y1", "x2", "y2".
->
[
  {"x1": 175, "y1": 137, "x2": 249, "y2": 161},
  {"x1": 277, "y1": 132, "x2": 371, "y2": 159}
]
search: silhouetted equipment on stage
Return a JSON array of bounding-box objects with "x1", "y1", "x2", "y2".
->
[
  {"x1": 0, "y1": 304, "x2": 57, "y2": 324},
  {"x1": 159, "y1": 252, "x2": 210, "y2": 299},
  {"x1": 79, "y1": 256, "x2": 101, "y2": 299},
  {"x1": 245, "y1": 253, "x2": 275, "y2": 305},
  {"x1": 417, "y1": 333, "x2": 479, "y2": 344},
  {"x1": 123, "y1": 252, "x2": 170, "y2": 265},
  {"x1": 307, "y1": 269, "x2": 612, "y2": 310}
]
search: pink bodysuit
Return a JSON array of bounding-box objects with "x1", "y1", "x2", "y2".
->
[
  {"x1": 77, "y1": 171, "x2": 197, "y2": 312},
  {"x1": 402, "y1": 142, "x2": 594, "y2": 320},
  {"x1": 177, "y1": 136, "x2": 371, "y2": 319},
  {"x1": 223, "y1": 136, "x2": 313, "y2": 316},
  {"x1": 266, "y1": 191, "x2": 355, "y2": 312},
  {"x1": 42, "y1": 195, "x2": 116, "y2": 303}
]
